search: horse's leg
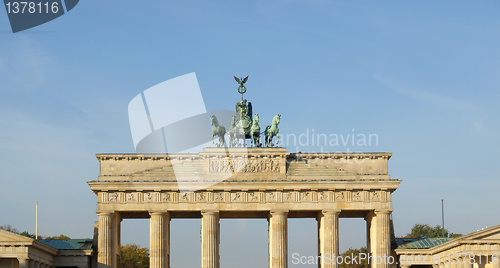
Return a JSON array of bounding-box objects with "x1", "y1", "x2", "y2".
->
[{"x1": 276, "y1": 133, "x2": 280, "y2": 145}]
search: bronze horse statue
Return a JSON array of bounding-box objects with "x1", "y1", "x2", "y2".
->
[
  {"x1": 250, "y1": 114, "x2": 261, "y2": 147},
  {"x1": 264, "y1": 114, "x2": 280, "y2": 147},
  {"x1": 210, "y1": 115, "x2": 226, "y2": 147}
]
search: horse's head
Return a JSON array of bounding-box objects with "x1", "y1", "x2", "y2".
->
[
  {"x1": 273, "y1": 114, "x2": 281, "y2": 125},
  {"x1": 210, "y1": 115, "x2": 216, "y2": 125},
  {"x1": 253, "y1": 114, "x2": 259, "y2": 124}
]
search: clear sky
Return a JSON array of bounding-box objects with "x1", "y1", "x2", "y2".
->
[{"x1": 1, "y1": 1, "x2": 499, "y2": 267}]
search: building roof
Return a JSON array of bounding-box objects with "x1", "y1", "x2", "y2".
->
[
  {"x1": 394, "y1": 237, "x2": 423, "y2": 247},
  {"x1": 0, "y1": 230, "x2": 59, "y2": 255},
  {"x1": 396, "y1": 238, "x2": 454, "y2": 249},
  {"x1": 38, "y1": 239, "x2": 93, "y2": 250}
]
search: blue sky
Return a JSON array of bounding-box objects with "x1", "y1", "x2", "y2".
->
[{"x1": 0, "y1": 1, "x2": 499, "y2": 267}]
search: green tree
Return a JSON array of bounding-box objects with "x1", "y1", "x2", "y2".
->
[
  {"x1": 120, "y1": 244, "x2": 149, "y2": 268},
  {"x1": 45, "y1": 234, "x2": 71, "y2": 239},
  {"x1": 407, "y1": 223, "x2": 461, "y2": 238},
  {"x1": 339, "y1": 247, "x2": 369, "y2": 268},
  {"x1": 19, "y1": 231, "x2": 36, "y2": 239}
]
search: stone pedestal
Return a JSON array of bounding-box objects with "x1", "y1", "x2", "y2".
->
[
  {"x1": 150, "y1": 212, "x2": 170, "y2": 268},
  {"x1": 201, "y1": 211, "x2": 220, "y2": 268},
  {"x1": 269, "y1": 210, "x2": 288, "y2": 268},
  {"x1": 318, "y1": 210, "x2": 340, "y2": 268},
  {"x1": 98, "y1": 212, "x2": 113, "y2": 268}
]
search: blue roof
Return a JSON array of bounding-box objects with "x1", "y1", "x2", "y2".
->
[{"x1": 38, "y1": 239, "x2": 93, "y2": 250}]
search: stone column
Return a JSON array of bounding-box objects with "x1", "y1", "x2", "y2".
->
[
  {"x1": 18, "y1": 258, "x2": 29, "y2": 268},
  {"x1": 318, "y1": 210, "x2": 340, "y2": 268},
  {"x1": 150, "y1": 212, "x2": 170, "y2": 268},
  {"x1": 269, "y1": 210, "x2": 288, "y2": 268},
  {"x1": 201, "y1": 211, "x2": 220, "y2": 268},
  {"x1": 374, "y1": 209, "x2": 392, "y2": 268},
  {"x1": 112, "y1": 212, "x2": 121, "y2": 268},
  {"x1": 368, "y1": 211, "x2": 377, "y2": 266},
  {"x1": 365, "y1": 211, "x2": 374, "y2": 258},
  {"x1": 28, "y1": 259, "x2": 34, "y2": 268},
  {"x1": 462, "y1": 259, "x2": 472, "y2": 268},
  {"x1": 477, "y1": 256, "x2": 486, "y2": 268},
  {"x1": 98, "y1": 212, "x2": 113, "y2": 268}
]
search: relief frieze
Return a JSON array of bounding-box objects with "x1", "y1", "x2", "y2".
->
[
  {"x1": 209, "y1": 159, "x2": 280, "y2": 173},
  {"x1": 111, "y1": 190, "x2": 389, "y2": 204}
]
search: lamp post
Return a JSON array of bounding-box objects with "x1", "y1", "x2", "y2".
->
[{"x1": 441, "y1": 199, "x2": 445, "y2": 238}]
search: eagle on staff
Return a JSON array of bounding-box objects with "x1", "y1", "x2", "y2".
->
[{"x1": 234, "y1": 76, "x2": 249, "y2": 86}]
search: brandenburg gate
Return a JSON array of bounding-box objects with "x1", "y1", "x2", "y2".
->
[
  {"x1": 88, "y1": 148, "x2": 400, "y2": 268},
  {"x1": 88, "y1": 75, "x2": 400, "y2": 268}
]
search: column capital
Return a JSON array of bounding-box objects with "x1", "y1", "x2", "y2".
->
[
  {"x1": 17, "y1": 257, "x2": 29, "y2": 263},
  {"x1": 201, "y1": 210, "x2": 219, "y2": 216},
  {"x1": 149, "y1": 211, "x2": 167, "y2": 216},
  {"x1": 374, "y1": 209, "x2": 393, "y2": 215},
  {"x1": 269, "y1": 210, "x2": 289, "y2": 216},
  {"x1": 321, "y1": 209, "x2": 341, "y2": 216},
  {"x1": 96, "y1": 211, "x2": 114, "y2": 216}
]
